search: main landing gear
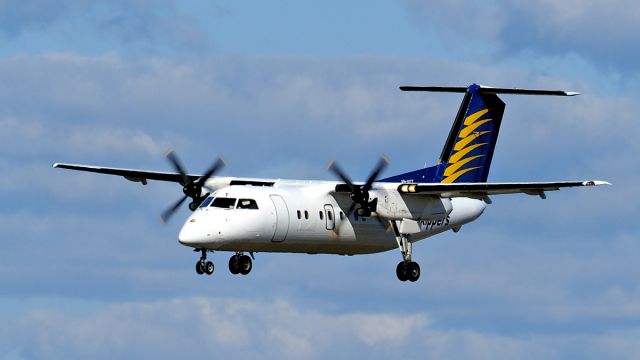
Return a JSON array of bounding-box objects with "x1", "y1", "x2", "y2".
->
[
  {"x1": 396, "y1": 259, "x2": 420, "y2": 282},
  {"x1": 228, "y1": 252, "x2": 253, "y2": 275},
  {"x1": 392, "y1": 223, "x2": 421, "y2": 282}
]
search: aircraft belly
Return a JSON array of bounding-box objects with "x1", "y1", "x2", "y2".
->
[{"x1": 213, "y1": 226, "x2": 397, "y2": 255}]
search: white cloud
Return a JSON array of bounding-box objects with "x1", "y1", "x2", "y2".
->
[
  {"x1": 349, "y1": 313, "x2": 429, "y2": 345},
  {"x1": 2, "y1": 297, "x2": 639, "y2": 360},
  {"x1": 3, "y1": 298, "x2": 427, "y2": 359},
  {"x1": 0, "y1": 117, "x2": 165, "y2": 158},
  {"x1": 403, "y1": 0, "x2": 640, "y2": 71},
  {"x1": 0, "y1": 116, "x2": 173, "y2": 202}
]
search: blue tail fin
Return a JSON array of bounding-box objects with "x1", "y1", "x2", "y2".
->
[
  {"x1": 436, "y1": 84, "x2": 504, "y2": 183},
  {"x1": 381, "y1": 83, "x2": 577, "y2": 184}
]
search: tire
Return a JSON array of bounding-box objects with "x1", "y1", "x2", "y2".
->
[
  {"x1": 396, "y1": 262, "x2": 408, "y2": 281},
  {"x1": 195, "y1": 260, "x2": 205, "y2": 275},
  {"x1": 239, "y1": 255, "x2": 252, "y2": 275},
  {"x1": 189, "y1": 202, "x2": 199, "y2": 211},
  {"x1": 205, "y1": 261, "x2": 214, "y2": 275},
  {"x1": 408, "y1": 262, "x2": 420, "y2": 282},
  {"x1": 228, "y1": 255, "x2": 240, "y2": 274}
]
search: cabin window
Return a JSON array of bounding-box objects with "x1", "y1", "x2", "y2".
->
[
  {"x1": 327, "y1": 211, "x2": 333, "y2": 221},
  {"x1": 237, "y1": 199, "x2": 259, "y2": 209},
  {"x1": 319, "y1": 211, "x2": 323, "y2": 220},
  {"x1": 199, "y1": 197, "x2": 214, "y2": 208},
  {"x1": 304, "y1": 210, "x2": 309, "y2": 220},
  {"x1": 211, "y1": 197, "x2": 237, "y2": 209},
  {"x1": 339, "y1": 211, "x2": 344, "y2": 220},
  {"x1": 297, "y1": 210, "x2": 301, "y2": 219}
]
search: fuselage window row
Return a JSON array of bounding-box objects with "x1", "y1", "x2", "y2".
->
[{"x1": 296, "y1": 210, "x2": 312, "y2": 220}]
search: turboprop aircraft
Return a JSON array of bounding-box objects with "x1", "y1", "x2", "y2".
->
[{"x1": 53, "y1": 83, "x2": 609, "y2": 282}]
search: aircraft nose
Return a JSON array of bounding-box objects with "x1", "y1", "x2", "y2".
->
[{"x1": 178, "y1": 220, "x2": 201, "y2": 245}]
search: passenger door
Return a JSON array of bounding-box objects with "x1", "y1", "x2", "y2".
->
[{"x1": 270, "y1": 195, "x2": 290, "y2": 242}]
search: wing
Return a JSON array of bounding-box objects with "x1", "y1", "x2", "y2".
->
[
  {"x1": 396, "y1": 180, "x2": 611, "y2": 199},
  {"x1": 53, "y1": 163, "x2": 201, "y2": 185}
]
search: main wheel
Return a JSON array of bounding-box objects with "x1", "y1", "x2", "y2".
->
[
  {"x1": 408, "y1": 262, "x2": 420, "y2": 282},
  {"x1": 228, "y1": 255, "x2": 240, "y2": 274},
  {"x1": 396, "y1": 262, "x2": 408, "y2": 281},
  {"x1": 195, "y1": 260, "x2": 205, "y2": 275},
  {"x1": 239, "y1": 255, "x2": 252, "y2": 275},
  {"x1": 205, "y1": 261, "x2": 215, "y2": 275}
]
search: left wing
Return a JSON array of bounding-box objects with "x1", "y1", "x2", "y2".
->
[
  {"x1": 52, "y1": 163, "x2": 201, "y2": 185},
  {"x1": 396, "y1": 180, "x2": 611, "y2": 199}
]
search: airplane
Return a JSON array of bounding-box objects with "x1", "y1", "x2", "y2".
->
[{"x1": 53, "y1": 83, "x2": 610, "y2": 282}]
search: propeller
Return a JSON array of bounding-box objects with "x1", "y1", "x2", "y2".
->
[
  {"x1": 327, "y1": 155, "x2": 390, "y2": 233},
  {"x1": 160, "y1": 150, "x2": 226, "y2": 223}
]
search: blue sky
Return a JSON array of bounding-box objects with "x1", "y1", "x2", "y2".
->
[{"x1": 0, "y1": 1, "x2": 638, "y2": 359}]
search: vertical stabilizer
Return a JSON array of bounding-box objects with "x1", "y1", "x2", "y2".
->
[
  {"x1": 380, "y1": 83, "x2": 578, "y2": 184},
  {"x1": 436, "y1": 84, "x2": 504, "y2": 183}
]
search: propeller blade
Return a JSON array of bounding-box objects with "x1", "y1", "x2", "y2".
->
[
  {"x1": 165, "y1": 149, "x2": 191, "y2": 185},
  {"x1": 195, "y1": 156, "x2": 226, "y2": 187},
  {"x1": 160, "y1": 194, "x2": 188, "y2": 224},
  {"x1": 327, "y1": 160, "x2": 354, "y2": 190},
  {"x1": 332, "y1": 202, "x2": 356, "y2": 236},
  {"x1": 363, "y1": 155, "x2": 390, "y2": 191}
]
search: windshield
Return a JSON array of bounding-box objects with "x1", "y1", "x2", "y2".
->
[
  {"x1": 237, "y1": 199, "x2": 259, "y2": 209},
  {"x1": 198, "y1": 196, "x2": 214, "y2": 208},
  {"x1": 211, "y1": 197, "x2": 236, "y2": 209}
]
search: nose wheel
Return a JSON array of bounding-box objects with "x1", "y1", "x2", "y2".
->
[
  {"x1": 195, "y1": 249, "x2": 214, "y2": 275},
  {"x1": 229, "y1": 253, "x2": 253, "y2": 275}
]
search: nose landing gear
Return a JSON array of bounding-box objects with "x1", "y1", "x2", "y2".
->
[{"x1": 195, "y1": 248, "x2": 214, "y2": 275}]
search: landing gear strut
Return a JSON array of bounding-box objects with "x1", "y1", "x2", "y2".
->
[
  {"x1": 195, "y1": 248, "x2": 214, "y2": 275},
  {"x1": 228, "y1": 252, "x2": 253, "y2": 275},
  {"x1": 392, "y1": 222, "x2": 420, "y2": 282}
]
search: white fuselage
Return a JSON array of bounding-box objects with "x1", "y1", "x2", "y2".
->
[{"x1": 178, "y1": 180, "x2": 486, "y2": 255}]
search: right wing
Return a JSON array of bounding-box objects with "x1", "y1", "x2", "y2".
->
[{"x1": 396, "y1": 180, "x2": 611, "y2": 199}]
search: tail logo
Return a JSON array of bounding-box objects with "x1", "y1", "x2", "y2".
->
[{"x1": 441, "y1": 108, "x2": 492, "y2": 183}]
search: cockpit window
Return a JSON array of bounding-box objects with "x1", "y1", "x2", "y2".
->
[
  {"x1": 237, "y1": 199, "x2": 259, "y2": 209},
  {"x1": 198, "y1": 196, "x2": 214, "y2": 208},
  {"x1": 211, "y1": 197, "x2": 237, "y2": 209}
]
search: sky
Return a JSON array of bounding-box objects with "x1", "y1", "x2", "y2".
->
[{"x1": 0, "y1": 0, "x2": 638, "y2": 359}]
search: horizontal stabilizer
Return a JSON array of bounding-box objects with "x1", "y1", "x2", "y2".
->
[{"x1": 400, "y1": 86, "x2": 579, "y2": 96}]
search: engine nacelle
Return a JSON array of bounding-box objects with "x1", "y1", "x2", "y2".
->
[{"x1": 373, "y1": 190, "x2": 452, "y2": 221}]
